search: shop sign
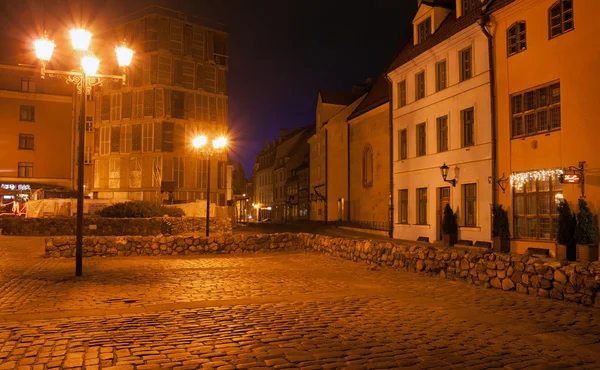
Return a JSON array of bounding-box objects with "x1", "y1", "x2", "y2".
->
[
  {"x1": 1, "y1": 184, "x2": 31, "y2": 191},
  {"x1": 560, "y1": 170, "x2": 581, "y2": 184}
]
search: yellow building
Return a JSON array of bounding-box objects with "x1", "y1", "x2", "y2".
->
[
  {"x1": 308, "y1": 90, "x2": 365, "y2": 222},
  {"x1": 91, "y1": 6, "x2": 229, "y2": 204},
  {"x1": 492, "y1": 0, "x2": 598, "y2": 255},
  {"x1": 347, "y1": 75, "x2": 390, "y2": 232},
  {"x1": 0, "y1": 63, "x2": 78, "y2": 200}
]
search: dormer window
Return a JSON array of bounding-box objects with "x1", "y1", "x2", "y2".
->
[
  {"x1": 417, "y1": 17, "x2": 432, "y2": 44},
  {"x1": 462, "y1": 0, "x2": 478, "y2": 15}
]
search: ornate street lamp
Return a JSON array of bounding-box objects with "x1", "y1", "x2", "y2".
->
[
  {"x1": 440, "y1": 162, "x2": 457, "y2": 187},
  {"x1": 192, "y1": 135, "x2": 228, "y2": 237},
  {"x1": 34, "y1": 29, "x2": 134, "y2": 277}
]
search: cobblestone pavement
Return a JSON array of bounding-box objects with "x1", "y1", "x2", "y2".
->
[{"x1": 1, "y1": 236, "x2": 600, "y2": 369}]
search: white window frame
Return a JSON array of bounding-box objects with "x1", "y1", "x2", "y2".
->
[
  {"x1": 110, "y1": 93, "x2": 122, "y2": 121},
  {"x1": 99, "y1": 126, "x2": 110, "y2": 156},
  {"x1": 120, "y1": 124, "x2": 132, "y2": 154},
  {"x1": 142, "y1": 122, "x2": 154, "y2": 153}
]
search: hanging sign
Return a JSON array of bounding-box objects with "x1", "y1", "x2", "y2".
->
[{"x1": 560, "y1": 170, "x2": 581, "y2": 184}]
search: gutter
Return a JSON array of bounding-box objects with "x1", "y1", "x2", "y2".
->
[
  {"x1": 479, "y1": 1, "x2": 498, "y2": 236},
  {"x1": 324, "y1": 129, "x2": 328, "y2": 225},
  {"x1": 347, "y1": 120, "x2": 350, "y2": 224},
  {"x1": 384, "y1": 75, "x2": 394, "y2": 239}
]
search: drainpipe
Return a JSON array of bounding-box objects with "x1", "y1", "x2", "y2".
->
[
  {"x1": 385, "y1": 75, "x2": 394, "y2": 239},
  {"x1": 347, "y1": 121, "x2": 351, "y2": 224},
  {"x1": 324, "y1": 129, "x2": 328, "y2": 225},
  {"x1": 479, "y1": 3, "x2": 497, "y2": 237}
]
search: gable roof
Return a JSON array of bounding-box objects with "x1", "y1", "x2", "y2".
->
[
  {"x1": 319, "y1": 89, "x2": 363, "y2": 106},
  {"x1": 387, "y1": 0, "x2": 515, "y2": 73},
  {"x1": 347, "y1": 74, "x2": 389, "y2": 120}
]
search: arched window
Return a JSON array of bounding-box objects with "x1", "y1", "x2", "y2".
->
[
  {"x1": 549, "y1": 0, "x2": 573, "y2": 39},
  {"x1": 507, "y1": 22, "x2": 526, "y2": 56},
  {"x1": 362, "y1": 144, "x2": 373, "y2": 188}
]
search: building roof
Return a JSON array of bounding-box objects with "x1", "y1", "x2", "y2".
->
[
  {"x1": 319, "y1": 89, "x2": 363, "y2": 106},
  {"x1": 387, "y1": 0, "x2": 515, "y2": 73},
  {"x1": 347, "y1": 74, "x2": 389, "y2": 120},
  {"x1": 421, "y1": 0, "x2": 456, "y2": 10}
]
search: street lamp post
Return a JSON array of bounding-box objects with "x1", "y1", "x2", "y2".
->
[
  {"x1": 192, "y1": 135, "x2": 228, "y2": 237},
  {"x1": 35, "y1": 29, "x2": 134, "y2": 277}
]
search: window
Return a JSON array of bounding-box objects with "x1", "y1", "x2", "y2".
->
[
  {"x1": 417, "y1": 188, "x2": 427, "y2": 225},
  {"x1": 549, "y1": 0, "x2": 573, "y2": 38},
  {"x1": 120, "y1": 124, "x2": 132, "y2": 154},
  {"x1": 108, "y1": 158, "x2": 120, "y2": 188},
  {"x1": 196, "y1": 159, "x2": 208, "y2": 188},
  {"x1": 172, "y1": 91, "x2": 185, "y2": 119},
  {"x1": 511, "y1": 82, "x2": 560, "y2": 138},
  {"x1": 507, "y1": 22, "x2": 527, "y2": 56},
  {"x1": 19, "y1": 105, "x2": 35, "y2": 121},
  {"x1": 459, "y1": 47, "x2": 472, "y2": 81},
  {"x1": 142, "y1": 122, "x2": 153, "y2": 152},
  {"x1": 463, "y1": 183, "x2": 477, "y2": 227},
  {"x1": 21, "y1": 78, "x2": 35, "y2": 92},
  {"x1": 362, "y1": 145, "x2": 373, "y2": 188},
  {"x1": 397, "y1": 80, "x2": 407, "y2": 107},
  {"x1": 173, "y1": 157, "x2": 184, "y2": 188},
  {"x1": 514, "y1": 172, "x2": 562, "y2": 240},
  {"x1": 399, "y1": 129, "x2": 407, "y2": 160},
  {"x1": 133, "y1": 91, "x2": 143, "y2": 119},
  {"x1": 461, "y1": 108, "x2": 475, "y2": 147},
  {"x1": 218, "y1": 161, "x2": 226, "y2": 189},
  {"x1": 417, "y1": 17, "x2": 431, "y2": 44},
  {"x1": 415, "y1": 71, "x2": 425, "y2": 100},
  {"x1": 84, "y1": 146, "x2": 92, "y2": 165},
  {"x1": 416, "y1": 123, "x2": 426, "y2": 157},
  {"x1": 110, "y1": 93, "x2": 122, "y2": 121},
  {"x1": 436, "y1": 60, "x2": 447, "y2": 91},
  {"x1": 398, "y1": 189, "x2": 408, "y2": 224},
  {"x1": 152, "y1": 156, "x2": 162, "y2": 187},
  {"x1": 18, "y1": 134, "x2": 34, "y2": 150},
  {"x1": 462, "y1": 0, "x2": 478, "y2": 15},
  {"x1": 436, "y1": 116, "x2": 448, "y2": 152},
  {"x1": 18, "y1": 162, "x2": 33, "y2": 177},
  {"x1": 85, "y1": 116, "x2": 94, "y2": 132},
  {"x1": 99, "y1": 126, "x2": 110, "y2": 156}
]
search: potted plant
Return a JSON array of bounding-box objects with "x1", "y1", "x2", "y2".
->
[
  {"x1": 442, "y1": 203, "x2": 458, "y2": 247},
  {"x1": 575, "y1": 197, "x2": 599, "y2": 262},
  {"x1": 492, "y1": 205, "x2": 510, "y2": 253},
  {"x1": 556, "y1": 199, "x2": 576, "y2": 261}
]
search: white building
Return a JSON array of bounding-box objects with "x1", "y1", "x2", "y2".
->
[{"x1": 388, "y1": 0, "x2": 505, "y2": 244}]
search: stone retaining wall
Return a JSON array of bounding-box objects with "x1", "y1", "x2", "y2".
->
[
  {"x1": 1, "y1": 216, "x2": 231, "y2": 236},
  {"x1": 44, "y1": 232, "x2": 600, "y2": 307}
]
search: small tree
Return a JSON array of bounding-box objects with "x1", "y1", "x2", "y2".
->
[
  {"x1": 575, "y1": 197, "x2": 598, "y2": 245},
  {"x1": 557, "y1": 199, "x2": 576, "y2": 245},
  {"x1": 492, "y1": 205, "x2": 510, "y2": 239},
  {"x1": 442, "y1": 203, "x2": 458, "y2": 235}
]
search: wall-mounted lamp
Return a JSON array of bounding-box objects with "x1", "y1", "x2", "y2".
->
[{"x1": 440, "y1": 162, "x2": 457, "y2": 187}]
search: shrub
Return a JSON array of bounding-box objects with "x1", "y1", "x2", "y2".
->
[
  {"x1": 96, "y1": 201, "x2": 185, "y2": 218},
  {"x1": 575, "y1": 197, "x2": 598, "y2": 245},
  {"x1": 442, "y1": 203, "x2": 458, "y2": 234},
  {"x1": 557, "y1": 199, "x2": 576, "y2": 245},
  {"x1": 492, "y1": 205, "x2": 510, "y2": 239}
]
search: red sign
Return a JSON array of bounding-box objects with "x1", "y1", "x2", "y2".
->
[{"x1": 561, "y1": 171, "x2": 581, "y2": 184}]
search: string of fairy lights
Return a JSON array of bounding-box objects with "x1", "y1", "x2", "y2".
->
[{"x1": 509, "y1": 169, "x2": 564, "y2": 190}]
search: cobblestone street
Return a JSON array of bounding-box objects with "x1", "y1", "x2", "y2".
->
[{"x1": 0, "y1": 236, "x2": 600, "y2": 369}]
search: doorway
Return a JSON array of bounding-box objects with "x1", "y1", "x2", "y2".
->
[{"x1": 438, "y1": 187, "x2": 451, "y2": 240}]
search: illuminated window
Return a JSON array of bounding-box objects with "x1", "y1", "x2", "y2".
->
[{"x1": 513, "y1": 172, "x2": 562, "y2": 239}]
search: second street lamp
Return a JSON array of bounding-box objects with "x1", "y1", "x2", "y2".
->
[
  {"x1": 34, "y1": 29, "x2": 134, "y2": 277},
  {"x1": 192, "y1": 135, "x2": 228, "y2": 237}
]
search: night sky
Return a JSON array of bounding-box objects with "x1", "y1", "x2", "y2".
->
[{"x1": 0, "y1": 0, "x2": 417, "y2": 177}]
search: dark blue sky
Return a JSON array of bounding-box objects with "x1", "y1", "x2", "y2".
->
[{"x1": 0, "y1": 0, "x2": 417, "y2": 177}]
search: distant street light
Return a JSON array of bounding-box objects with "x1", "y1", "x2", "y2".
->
[
  {"x1": 192, "y1": 135, "x2": 228, "y2": 236},
  {"x1": 34, "y1": 30, "x2": 134, "y2": 277}
]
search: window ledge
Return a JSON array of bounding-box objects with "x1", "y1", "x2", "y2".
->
[
  {"x1": 459, "y1": 226, "x2": 481, "y2": 231},
  {"x1": 412, "y1": 224, "x2": 430, "y2": 229},
  {"x1": 395, "y1": 223, "x2": 410, "y2": 228}
]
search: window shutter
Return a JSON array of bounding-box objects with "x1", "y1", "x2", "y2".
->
[
  {"x1": 192, "y1": 25, "x2": 205, "y2": 58},
  {"x1": 151, "y1": 55, "x2": 158, "y2": 84},
  {"x1": 195, "y1": 94, "x2": 202, "y2": 120},
  {"x1": 164, "y1": 89, "x2": 172, "y2": 117},
  {"x1": 144, "y1": 17, "x2": 158, "y2": 52},
  {"x1": 185, "y1": 92, "x2": 195, "y2": 120},
  {"x1": 122, "y1": 91, "x2": 133, "y2": 119},
  {"x1": 217, "y1": 69, "x2": 227, "y2": 94},
  {"x1": 216, "y1": 97, "x2": 223, "y2": 125},
  {"x1": 184, "y1": 25, "x2": 193, "y2": 56},
  {"x1": 132, "y1": 124, "x2": 142, "y2": 151},
  {"x1": 111, "y1": 126, "x2": 120, "y2": 153},
  {"x1": 157, "y1": 56, "x2": 171, "y2": 85},
  {"x1": 203, "y1": 64, "x2": 216, "y2": 93},
  {"x1": 205, "y1": 29, "x2": 214, "y2": 61},
  {"x1": 144, "y1": 89, "x2": 154, "y2": 117},
  {"x1": 209, "y1": 96, "x2": 216, "y2": 122},
  {"x1": 170, "y1": 19, "x2": 183, "y2": 56},
  {"x1": 154, "y1": 121, "x2": 163, "y2": 151},
  {"x1": 101, "y1": 95, "x2": 110, "y2": 121},
  {"x1": 162, "y1": 121, "x2": 174, "y2": 152},
  {"x1": 182, "y1": 60, "x2": 194, "y2": 90},
  {"x1": 173, "y1": 59, "x2": 182, "y2": 86},
  {"x1": 94, "y1": 128, "x2": 100, "y2": 154},
  {"x1": 143, "y1": 55, "x2": 151, "y2": 85},
  {"x1": 174, "y1": 122, "x2": 184, "y2": 151},
  {"x1": 155, "y1": 88, "x2": 164, "y2": 118},
  {"x1": 158, "y1": 17, "x2": 170, "y2": 50},
  {"x1": 195, "y1": 64, "x2": 204, "y2": 90},
  {"x1": 95, "y1": 93, "x2": 102, "y2": 122}
]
